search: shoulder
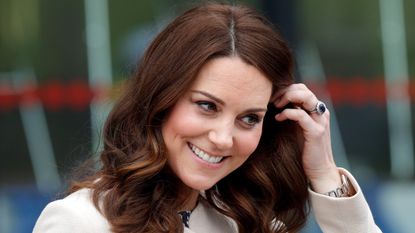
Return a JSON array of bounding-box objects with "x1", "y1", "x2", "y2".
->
[{"x1": 33, "y1": 189, "x2": 111, "y2": 233}]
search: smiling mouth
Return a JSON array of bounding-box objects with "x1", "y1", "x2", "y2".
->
[{"x1": 188, "y1": 143, "x2": 225, "y2": 164}]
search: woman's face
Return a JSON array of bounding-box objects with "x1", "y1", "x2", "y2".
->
[{"x1": 162, "y1": 56, "x2": 272, "y2": 191}]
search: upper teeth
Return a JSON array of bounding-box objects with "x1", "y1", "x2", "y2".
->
[{"x1": 190, "y1": 144, "x2": 223, "y2": 164}]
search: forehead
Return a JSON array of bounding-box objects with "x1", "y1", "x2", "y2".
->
[{"x1": 190, "y1": 57, "x2": 272, "y2": 104}]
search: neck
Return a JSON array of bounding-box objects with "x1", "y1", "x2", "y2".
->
[
  {"x1": 177, "y1": 185, "x2": 200, "y2": 212},
  {"x1": 164, "y1": 167, "x2": 201, "y2": 212}
]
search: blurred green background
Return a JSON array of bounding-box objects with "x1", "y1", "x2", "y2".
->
[{"x1": 0, "y1": 0, "x2": 414, "y2": 232}]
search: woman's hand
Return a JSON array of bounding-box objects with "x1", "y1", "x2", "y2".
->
[{"x1": 272, "y1": 83, "x2": 341, "y2": 194}]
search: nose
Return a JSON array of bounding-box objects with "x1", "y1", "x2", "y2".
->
[{"x1": 208, "y1": 121, "x2": 234, "y2": 150}]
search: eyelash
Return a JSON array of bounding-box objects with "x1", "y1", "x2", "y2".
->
[
  {"x1": 196, "y1": 101, "x2": 217, "y2": 112},
  {"x1": 196, "y1": 101, "x2": 261, "y2": 128},
  {"x1": 241, "y1": 114, "x2": 261, "y2": 128}
]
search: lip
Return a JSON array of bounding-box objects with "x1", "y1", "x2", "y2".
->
[{"x1": 187, "y1": 142, "x2": 227, "y2": 168}]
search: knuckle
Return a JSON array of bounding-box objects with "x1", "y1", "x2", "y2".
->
[
  {"x1": 300, "y1": 111, "x2": 309, "y2": 122},
  {"x1": 314, "y1": 126, "x2": 325, "y2": 136},
  {"x1": 325, "y1": 110, "x2": 330, "y2": 117},
  {"x1": 297, "y1": 83, "x2": 307, "y2": 90},
  {"x1": 305, "y1": 91, "x2": 314, "y2": 101}
]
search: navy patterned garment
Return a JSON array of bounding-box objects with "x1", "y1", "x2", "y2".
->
[{"x1": 178, "y1": 211, "x2": 192, "y2": 228}]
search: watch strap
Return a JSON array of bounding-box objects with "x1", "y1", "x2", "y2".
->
[{"x1": 324, "y1": 174, "x2": 351, "y2": 197}]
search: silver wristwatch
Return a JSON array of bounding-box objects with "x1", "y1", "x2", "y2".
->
[{"x1": 325, "y1": 174, "x2": 352, "y2": 197}]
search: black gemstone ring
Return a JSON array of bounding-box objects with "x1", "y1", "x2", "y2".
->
[{"x1": 310, "y1": 101, "x2": 326, "y2": 115}]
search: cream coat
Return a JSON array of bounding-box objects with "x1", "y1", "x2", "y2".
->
[{"x1": 33, "y1": 168, "x2": 382, "y2": 233}]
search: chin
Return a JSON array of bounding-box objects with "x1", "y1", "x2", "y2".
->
[{"x1": 182, "y1": 177, "x2": 218, "y2": 191}]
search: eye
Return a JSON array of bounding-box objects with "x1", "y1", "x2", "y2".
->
[
  {"x1": 196, "y1": 101, "x2": 217, "y2": 112},
  {"x1": 240, "y1": 114, "x2": 261, "y2": 128}
]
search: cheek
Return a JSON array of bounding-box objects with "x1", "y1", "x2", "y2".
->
[
  {"x1": 162, "y1": 102, "x2": 205, "y2": 140},
  {"x1": 238, "y1": 128, "x2": 263, "y2": 158}
]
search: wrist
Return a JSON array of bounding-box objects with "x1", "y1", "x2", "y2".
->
[
  {"x1": 309, "y1": 169, "x2": 356, "y2": 197},
  {"x1": 309, "y1": 168, "x2": 342, "y2": 194}
]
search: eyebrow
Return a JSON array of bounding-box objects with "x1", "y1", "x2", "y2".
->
[
  {"x1": 191, "y1": 90, "x2": 225, "y2": 105},
  {"x1": 190, "y1": 90, "x2": 268, "y2": 113}
]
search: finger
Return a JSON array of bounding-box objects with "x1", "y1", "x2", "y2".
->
[
  {"x1": 275, "y1": 108, "x2": 320, "y2": 133},
  {"x1": 277, "y1": 108, "x2": 330, "y2": 136},
  {"x1": 275, "y1": 90, "x2": 318, "y2": 111},
  {"x1": 272, "y1": 83, "x2": 309, "y2": 100},
  {"x1": 275, "y1": 89, "x2": 319, "y2": 113}
]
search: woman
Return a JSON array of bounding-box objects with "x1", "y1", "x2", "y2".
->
[{"x1": 33, "y1": 3, "x2": 381, "y2": 233}]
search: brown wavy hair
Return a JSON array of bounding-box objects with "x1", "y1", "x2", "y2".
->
[{"x1": 70, "y1": 2, "x2": 309, "y2": 233}]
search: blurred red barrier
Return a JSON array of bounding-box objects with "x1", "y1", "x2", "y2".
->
[
  {"x1": 0, "y1": 78, "x2": 413, "y2": 112},
  {"x1": 0, "y1": 80, "x2": 103, "y2": 112}
]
